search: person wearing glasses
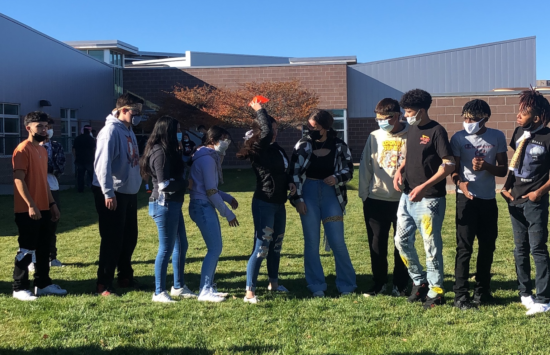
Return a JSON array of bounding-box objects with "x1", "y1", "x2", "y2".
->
[
  {"x1": 92, "y1": 93, "x2": 144, "y2": 296},
  {"x1": 359, "y1": 98, "x2": 410, "y2": 298},
  {"x1": 289, "y1": 109, "x2": 356, "y2": 297}
]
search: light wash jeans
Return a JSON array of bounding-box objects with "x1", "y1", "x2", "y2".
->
[
  {"x1": 149, "y1": 200, "x2": 188, "y2": 295},
  {"x1": 246, "y1": 198, "x2": 286, "y2": 291},
  {"x1": 189, "y1": 199, "x2": 222, "y2": 290},
  {"x1": 394, "y1": 193, "x2": 446, "y2": 298},
  {"x1": 300, "y1": 179, "x2": 356, "y2": 294}
]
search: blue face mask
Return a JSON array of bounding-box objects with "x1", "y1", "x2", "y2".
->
[
  {"x1": 177, "y1": 132, "x2": 183, "y2": 142},
  {"x1": 377, "y1": 119, "x2": 394, "y2": 132}
]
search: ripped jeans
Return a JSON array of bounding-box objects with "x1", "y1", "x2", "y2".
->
[
  {"x1": 246, "y1": 198, "x2": 286, "y2": 291},
  {"x1": 509, "y1": 197, "x2": 550, "y2": 304},
  {"x1": 395, "y1": 194, "x2": 446, "y2": 298}
]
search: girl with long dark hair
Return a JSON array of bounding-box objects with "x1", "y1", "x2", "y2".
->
[
  {"x1": 237, "y1": 102, "x2": 296, "y2": 304},
  {"x1": 289, "y1": 109, "x2": 357, "y2": 297},
  {"x1": 140, "y1": 116, "x2": 195, "y2": 303},
  {"x1": 189, "y1": 125, "x2": 239, "y2": 302}
]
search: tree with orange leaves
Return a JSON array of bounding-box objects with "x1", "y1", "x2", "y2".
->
[{"x1": 153, "y1": 80, "x2": 319, "y2": 131}]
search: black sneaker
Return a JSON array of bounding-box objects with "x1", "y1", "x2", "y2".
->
[
  {"x1": 454, "y1": 297, "x2": 477, "y2": 311},
  {"x1": 423, "y1": 295, "x2": 446, "y2": 309},
  {"x1": 407, "y1": 283, "x2": 428, "y2": 303},
  {"x1": 362, "y1": 284, "x2": 387, "y2": 298},
  {"x1": 472, "y1": 292, "x2": 495, "y2": 306}
]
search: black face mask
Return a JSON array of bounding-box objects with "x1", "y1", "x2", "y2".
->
[
  {"x1": 309, "y1": 130, "x2": 322, "y2": 141},
  {"x1": 33, "y1": 133, "x2": 47, "y2": 142}
]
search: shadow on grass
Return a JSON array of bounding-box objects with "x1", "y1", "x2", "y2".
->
[{"x1": 0, "y1": 346, "x2": 215, "y2": 355}]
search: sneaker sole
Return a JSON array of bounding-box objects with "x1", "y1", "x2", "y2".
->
[
  {"x1": 172, "y1": 293, "x2": 198, "y2": 299},
  {"x1": 198, "y1": 298, "x2": 225, "y2": 303}
]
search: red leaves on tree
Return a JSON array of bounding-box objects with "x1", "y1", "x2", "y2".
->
[{"x1": 156, "y1": 80, "x2": 319, "y2": 130}]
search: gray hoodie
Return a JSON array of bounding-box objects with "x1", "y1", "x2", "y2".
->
[
  {"x1": 189, "y1": 146, "x2": 235, "y2": 221},
  {"x1": 92, "y1": 114, "x2": 142, "y2": 198}
]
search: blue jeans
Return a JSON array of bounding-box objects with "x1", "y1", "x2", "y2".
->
[
  {"x1": 509, "y1": 197, "x2": 550, "y2": 304},
  {"x1": 395, "y1": 194, "x2": 446, "y2": 298},
  {"x1": 189, "y1": 199, "x2": 222, "y2": 290},
  {"x1": 246, "y1": 198, "x2": 286, "y2": 291},
  {"x1": 149, "y1": 200, "x2": 188, "y2": 295},
  {"x1": 300, "y1": 179, "x2": 356, "y2": 293}
]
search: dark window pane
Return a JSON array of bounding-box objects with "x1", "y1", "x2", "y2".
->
[
  {"x1": 328, "y1": 109, "x2": 345, "y2": 118},
  {"x1": 0, "y1": 104, "x2": 3, "y2": 114},
  {"x1": 5, "y1": 136, "x2": 21, "y2": 155},
  {"x1": 332, "y1": 119, "x2": 344, "y2": 130},
  {"x1": 0, "y1": 118, "x2": 3, "y2": 133},
  {"x1": 88, "y1": 50, "x2": 104, "y2": 61},
  {"x1": 70, "y1": 110, "x2": 77, "y2": 119},
  {"x1": 4, "y1": 104, "x2": 18, "y2": 115},
  {"x1": 4, "y1": 118, "x2": 19, "y2": 133},
  {"x1": 60, "y1": 109, "x2": 67, "y2": 119}
]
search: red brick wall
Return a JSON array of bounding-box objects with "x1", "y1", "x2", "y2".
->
[{"x1": 123, "y1": 64, "x2": 348, "y2": 111}]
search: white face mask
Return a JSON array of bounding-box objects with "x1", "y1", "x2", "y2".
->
[
  {"x1": 406, "y1": 110, "x2": 422, "y2": 126},
  {"x1": 215, "y1": 139, "x2": 230, "y2": 155},
  {"x1": 463, "y1": 119, "x2": 485, "y2": 135},
  {"x1": 47, "y1": 129, "x2": 54, "y2": 139}
]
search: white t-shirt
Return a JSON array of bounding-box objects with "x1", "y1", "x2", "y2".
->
[
  {"x1": 47, "y1": 173, "x2": 59, "y2": 191},
  {"x1": 450, "y1": 127, "x2": 507, "y2": 199}
]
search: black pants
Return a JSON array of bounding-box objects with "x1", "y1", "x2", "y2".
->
[
  {"x1": 509, "y1": 196, "x2": 550, "y2": 304},
  {"x1": 453, "y1": 194, "x2": 498, "y2": 300},
  {"x1": 93, "y1": 186, "x2": 138, "y2": 287},
  {"x1": 76, "y1": 163, "x2": 94, "y2": 192},
  {"x1": 363, "y1": 198, "x2": 409, "y2": 291},
  {"x1": 49, "y1": 190, "x2": 60, "y2": 260},
  {"x1": 13, "y1": 211, "x2": 53, "y2": 291}
]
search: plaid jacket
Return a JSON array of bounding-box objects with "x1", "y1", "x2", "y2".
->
[
  {"x1": 45, "y1": 140, "x2": 66, "y2": 178},
  {"x1": 289, "y1": 136, "x2": 354, "y2": 212}
]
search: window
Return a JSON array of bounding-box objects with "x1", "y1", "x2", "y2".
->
[
  {"x1": 0, "y1": 103, "x2": 20, "y2": 156},
  {"x1": 110, "y1": 51, "x2": 123, "y2": 67},
  {"x1": 80, "y1": 49, "x2": 105, "y2": 62},
  {"x1": 60, "y1": 108, "x2": 78, "y2": 152},
  {"x1": 114, "y1": 67, "x2": 123, "y2": 98},
  {"x1": 302, "y1": 109, "x2": 348, "y2": 143}
]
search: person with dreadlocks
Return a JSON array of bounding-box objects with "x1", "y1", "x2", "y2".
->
[
  {"x1": 450, "y1": 99, "x2": 508, "y2": 310},
  {"x1": 501, "y1": 88, "x2": 550, "y2": 315}
]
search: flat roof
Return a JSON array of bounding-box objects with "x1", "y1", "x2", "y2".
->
[{"x1": 64, "y1": 40, "x2": 138, "y2": 54}]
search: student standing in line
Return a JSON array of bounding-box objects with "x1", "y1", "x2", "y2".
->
[
  {"x1": 93, "y1": 93, "x2": 143, "y2": 296},
  {"x1": 72, "y1": 124, "x2": 96, "y2": 192},
  {"x1": 12, "y1": 111, "x2": 67, "y2": 301},
  {"x1": 237, "y1": 102, "x2": 296, "y2": 304},
  {"x1": 41, "y1": 118, "x2": 66, "y2": 268},
  {"x1": 359, "y1": 98, "x2": 410, "y2": 297},
  {"x1": 450, "y1": 99, "x2": 508, "y2": 310},
  {"x1": 501, "y1": 88, "x2": 550, "y2": 315},
  {"x1": 290, "y1": 109, "x2": 356, "y2": 297},
  {"x1": 189, "y1": 126, "x2": 239, "y2": 302},
  {"x1": 392, "y1": 89, "x2": 455, "y2": 309},
  {"x1": 140, "y1": 116, "x2": 196, "y2": 303}
]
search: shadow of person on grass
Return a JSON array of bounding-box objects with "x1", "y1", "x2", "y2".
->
[{"x1": 0, "y1": 345, "x2": 214, "y2": 355}]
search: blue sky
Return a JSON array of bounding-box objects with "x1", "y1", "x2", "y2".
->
[{"x1": 3, "y1": 0, "x2": 550, "y2": 79}]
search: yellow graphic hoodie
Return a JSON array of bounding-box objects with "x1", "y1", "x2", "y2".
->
[{"x1": 359, "y1": 124, "x2": 409, "y2": 202}]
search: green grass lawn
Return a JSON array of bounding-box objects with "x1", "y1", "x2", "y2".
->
[{"x1": 0, "y1": 169, "x2": 547, "y2": 354}]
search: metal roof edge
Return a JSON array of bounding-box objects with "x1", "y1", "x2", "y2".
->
[
  {"x1": 124, "y1": 62, "x2": 348, "y2": 70},
  {"x1": 356, "y1": 36, "x2": 537, "y2": 66},
  {"x1": 188, "y1": 51, "x2": 289, "y2": 59},
  {"x1": 0, "y1": 12, "x2": 113, "y2": 68}
]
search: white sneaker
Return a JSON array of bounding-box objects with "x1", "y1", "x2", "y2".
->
[
  {"x1": 171, "y1": 285, "x2": 198, "y2": 299},
  {"x1": 198, "y1": 287, "x2": 225, "y2": 303},
  {"x1": 243, "y1": 295, "x2": 259, "y2": 304},
  {"x1": 211, "y1": 284, "x2": 229, "y2": 297},
  {"x1": 13, "y1": 290, "x2": 37, "y2": 301},
  {"x1": 152, "y1": 291, "x2": 176, "y2": 303},
  {"x1": 312, "y1": 290, "x2": 325, "y2": 298},
  {"x1": 526, "y1": 303, "x2": 550, "y2": 316},
  {"x1": 35, "y1": 284, "x2": 67, "y2": 296},
  {"x1": 521, "y1": 295, "x2": 536, "y2": 309},
  {"x1": 268, "y1": 285, "x2": 289, "y2": 293},
  {"x1": 28, "y1": 263, "x2": 35, "y2": 272},
  {"x1": 50, "y1": 259, "x2": 64, "y2": 267}
]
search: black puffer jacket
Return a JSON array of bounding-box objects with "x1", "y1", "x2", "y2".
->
[{"x1": 249, "y1": 109, "x2": 290, "y2": 204}]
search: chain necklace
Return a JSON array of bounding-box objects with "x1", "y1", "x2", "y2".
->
[{"x1": 313, "y1": 138, "x2": 328, "y2": 151}]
